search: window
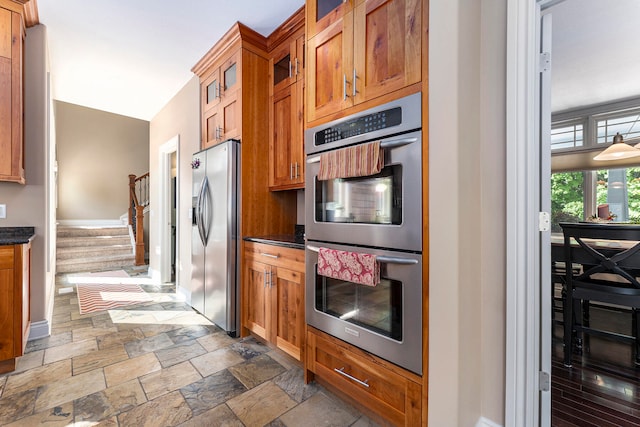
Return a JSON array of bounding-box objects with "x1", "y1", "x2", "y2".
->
[
  {"x1": 551, "y1": 122, "x2": 584, "y2": 151},
  {"x1": 596, "y1": 111, "x2": 640, "y2": 144},
  {"x1": 551, "y1": 167, "x2": 640, "y2": 232}
]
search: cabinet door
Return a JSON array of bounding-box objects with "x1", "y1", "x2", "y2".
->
[
  {"x1": 271, "y1": 38, "x2": 297, "y2": 93},
  {"x1": 0, "y1": 246, "x2": 14, "y2": 361},
  {"x1": 202, "y1": 107, "x2": 222, "y2": 149},
  {"x1": 307, "y1": 14, "x2": 354, "y2": 123},
  {"x1": 269, "y1": 83, "x2": 304, "y2": 190},
  {"x1": 307, "y1": 0, "x2": 353, "y2": 39},
  {"x1": 219, "y1": 89, "x2": 240, "y2": 141},
  {"x1": 273, "y1": 266, "x2": 305, "y2": 360},
  {"x1": 244, "y1": 258, "x2": 269, "y2": 340},
  {"x1": 202, "y1": 67, "x2": 222, "y2": 112},
  {"x1": 352, "y1": 0, "x2": 422, "y2": 104}
]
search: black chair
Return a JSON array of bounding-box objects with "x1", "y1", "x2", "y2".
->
[{"x1": 560, "y1": 222, "x2": 640, "y2": 367}]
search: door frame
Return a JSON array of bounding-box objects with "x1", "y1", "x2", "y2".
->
[
  {"x1": 506, "y1": 0, "x2": 563, "y2": 425},
  {"x1": 159, "y1": 135, "x2": 179, "y2": 284}
]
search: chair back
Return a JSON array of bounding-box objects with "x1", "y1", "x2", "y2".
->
[{"x1": 559, "y1": 222, "x2": 640, "y2": 296}]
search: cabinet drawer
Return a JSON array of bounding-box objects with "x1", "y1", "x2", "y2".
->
[
  {"x1": 0, "y1": 246, "x2": 14, "y2": 269},
  {"x1": 244, "y1": 242, "x2": 304, "y2": 271},
  {"x1": 307, "y1": 327, "x2": 421, "y2": 427}
]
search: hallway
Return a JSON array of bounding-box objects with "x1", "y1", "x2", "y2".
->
[{"x1": 0, "y1": 269, "x2": 378, "y2": 426}]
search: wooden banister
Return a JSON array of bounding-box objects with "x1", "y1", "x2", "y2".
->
[{"x1": 128, "y1": 173, "x2": 149, "y2": 266}]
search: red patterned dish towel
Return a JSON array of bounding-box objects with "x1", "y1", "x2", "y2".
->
[
  {"x1": 318, "y1": 140, "x2": 383, "y2": 180},
  {"x1": 317, "y1": 247, "x2": 380, "y2": 287}
]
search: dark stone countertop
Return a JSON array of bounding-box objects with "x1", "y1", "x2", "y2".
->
[
  {"x1": 243, "y1": 234, "x2": 305, "y2": 250},
  {"x1": 0, "y1": 227, "x2": 36, "y2": 245}
]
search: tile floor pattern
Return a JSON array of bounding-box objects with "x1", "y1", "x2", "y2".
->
[{"x1": 0, "y1": 268, "x2": 381, "y2": 427}]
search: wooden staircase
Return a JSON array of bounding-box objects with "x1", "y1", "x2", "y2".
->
[{"x1": 56, "y1": 225, "x2": 136, "y2": 274}]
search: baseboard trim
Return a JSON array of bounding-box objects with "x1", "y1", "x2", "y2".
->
[
  {"x1": 28, "y1": 320, "x2": 51, "y2": 341},
  {"x1": 57, "y1": 219, "x2": 127, "y2": 227},
  {"x1": 177, "y1": 285, "x2": 191, "y2": 305},
  {"x1": 475, "y1": 417, "x2": 503, "y2": 427}
]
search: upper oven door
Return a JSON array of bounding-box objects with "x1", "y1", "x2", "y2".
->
[{"x1": 305, "y1": 130, "x2": 422, "y2": 252}]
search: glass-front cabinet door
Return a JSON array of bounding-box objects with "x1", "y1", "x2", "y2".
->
[{"x1": 307, "y1": 0, "x2": 353, "y2": 39}]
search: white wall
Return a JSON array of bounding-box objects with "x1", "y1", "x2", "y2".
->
[
  {"x1": 148, "y1": 76, "x2": 200, "y2": 293},
  {"x1": 429, "y1": 0, "x2": 507, "y2": 425}
]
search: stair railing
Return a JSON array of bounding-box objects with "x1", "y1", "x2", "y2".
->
[{"x1": 129, "y1": 173, "x2": 149, "y2": 266}]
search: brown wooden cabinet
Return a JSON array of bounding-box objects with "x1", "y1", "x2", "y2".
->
[
  {"x1": 306, "y1": 0, "x2": 423, "y2": 124},
  {"x1": 243, "y1": 241, "x2": 305, "y2": 361},
  {"x1": 199, "y1": 48, "x2": 242, "y2": 148},
  {"x1": 0, "y1": 3, "x2": 25, "y2": 184},
  {"x1": 306, "y1": 327, "x2": 422, "y2": 427},
  {"x1": 0, "y1": 242, "x2": 31, "y2": 374},
  {"x1": 268, "y1": 7, "x2": 306, "y2": 191}
]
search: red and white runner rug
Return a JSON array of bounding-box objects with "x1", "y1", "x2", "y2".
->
[{"x1": 77, "y1": 283, "x2": 152, "y2": 315}]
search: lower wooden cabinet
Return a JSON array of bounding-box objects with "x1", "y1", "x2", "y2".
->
[
  {"x1": 306, "y1": 327, "x2": 422, "y2": 427},
  {"x1": 243, "y1": 241, "x2": 305, "y2": 360},
  {"x1": 0, "y1": 241, "x2": 31, "y2": 374}
]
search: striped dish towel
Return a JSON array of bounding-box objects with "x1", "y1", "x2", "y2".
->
[
  {"x1": 318, "y1": 141, "x2": 384, "y2": 180},
  {"x1": 317, "y1": 247, "x2": 380, "y2": 287}
]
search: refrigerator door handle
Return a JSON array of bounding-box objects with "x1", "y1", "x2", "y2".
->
[
  {"x1": 201, "y1": 175, "x2": 213, "y2": 244},
  {"x1": 197, "y1": 177, "x2": 207, "y2": 245}
]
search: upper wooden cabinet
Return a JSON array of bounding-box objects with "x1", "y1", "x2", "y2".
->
[
  {"x1": 306, "y1": 0, "x2": 422, "y2": 124},
  {"x1": 268, "y1": 7, "x2": 306, "y2": 191},
  {"x1": 0, "y1": 4, "x2": 24, "y2": 184},
  {"x1": 193, "y1": 24, "x2": 267, "y2": 150}
]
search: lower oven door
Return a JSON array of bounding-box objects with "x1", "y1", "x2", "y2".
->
[{"x1": 306, "y1": 241, "x2": 422, "y2": 375}]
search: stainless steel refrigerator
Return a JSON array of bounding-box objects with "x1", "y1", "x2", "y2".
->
[{"x1": 191, "y1": 139, "x2": 240, "y2": 336}]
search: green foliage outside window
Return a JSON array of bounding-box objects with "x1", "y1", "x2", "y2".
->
[{"x1": 551, "y1": 171, "x2": 583, "y2": 232}]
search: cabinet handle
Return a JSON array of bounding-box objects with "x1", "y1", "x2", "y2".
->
[
  {"x1": 289, "y1": 60, "x2": 292, "y2": 78},
  {"x1": 260, "y1": 252, "x2": 279, "y2": 259},
  {"x1": 343, "y1": 74, "x2": 348, "y2": 100},
  {"x1": 263, "y1": 269, "x2": 268, "y2": 288},
  {"x1": 295, "y1": 58, "x2": 299, "y2": 76},
  {"x1": 290, "y1": 163, "x2": 294, "y2": 180},
  {"x1": 295, "y1": 162, "x2": 299, "y2": 178},
  {"x1": 269, "y1": 268, "x2": 274, "y2": 288},
  {"x1": 334, "y1": 367, "x2": 370, "y2": 388},
  {"x1": 352, "y1": 69, "x2": 358, "y2": 97}
]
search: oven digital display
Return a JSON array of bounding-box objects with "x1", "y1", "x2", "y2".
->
[{"x1": 315, "y1": 107, "x2": 402, "y2": 146}]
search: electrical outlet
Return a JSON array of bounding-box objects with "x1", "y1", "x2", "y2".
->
[{"x1": 0, "y1": 204, "x2": 5, "y2": 219}]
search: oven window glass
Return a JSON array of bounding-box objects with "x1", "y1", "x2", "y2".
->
[
  {"x1": 314, "y1": 271, "x2": 403, "y2": 341},
  {"x1": 315, "y1": 165, "x2": 402, "y2": 224}
]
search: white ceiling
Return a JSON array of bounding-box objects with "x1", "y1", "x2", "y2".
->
[
  {"x1": 36, "y1": 0, "x2": 640, "y2": 121},
  {"x1": 548, "y1": 0, "x2": 640, "y2": 113},
  {"x1": 37, "y1": 0, "x2": 305, "y2": 121}
]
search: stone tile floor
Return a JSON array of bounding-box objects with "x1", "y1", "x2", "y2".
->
[{"x1": 0, "y1": 268, "x2": 380, "y2": 426}]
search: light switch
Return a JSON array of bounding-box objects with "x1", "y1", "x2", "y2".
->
[{"x1": 0, "y1": 204, "x2": 5, "y2": 219}]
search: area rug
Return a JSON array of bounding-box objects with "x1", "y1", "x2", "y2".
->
[{"x1": 76, "y1": 283, "x2": 153, "y2": 315}]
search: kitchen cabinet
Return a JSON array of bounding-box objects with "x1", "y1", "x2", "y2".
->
[
  {"x1": 193, "y1": 22, "x2": 298, "y2": 233},
  {"x1": 0, "y1": 242, "x2": 31, "y2": 374},
  {"x1": 268, "y1": 7, "x2": 305, "y2": 191},
  {"x1": 243, "y1": 241, "x2": 305, "y2": 361},
  {"x1": 198, "y1": 49, "x2": 241, "y2": 148},
  {"x1": 0, "y1": 4, "x2": 24, "y2": 184},
  {"x1": 306, "y1": 327, "x2": 422, "y2": 427},
  {"x1": 306, "y1": 0, "x2": 423, "y2": 124}
]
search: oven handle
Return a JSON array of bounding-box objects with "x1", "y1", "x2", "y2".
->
[
  {"x1": 306, "y1": 245, "x2": 418, "y2": 265},
  {"x1": 306, "y1": 137, "x2": 419, "y2": 164}
]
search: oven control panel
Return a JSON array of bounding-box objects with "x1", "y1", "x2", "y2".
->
[{"x1": 315, "y1": 107, "x2": 402, "y2": 146}]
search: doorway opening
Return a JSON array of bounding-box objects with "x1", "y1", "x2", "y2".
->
[{"x1": 160, "y1": 135, "x2": 179, "y2": 285}]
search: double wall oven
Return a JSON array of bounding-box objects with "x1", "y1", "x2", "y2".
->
[{"x1": 305, "y1": 93, "x2": 423, "y2": 375}]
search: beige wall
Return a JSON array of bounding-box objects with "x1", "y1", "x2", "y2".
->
[
  {"x1": 0, "y1": 24, "x2": 54, "y2": 335},
  {"x1": 429, "y1": 0, "x2": 507, "y2": 425},
  {"x1": 148, "y1": 76, "x2": 200, "y2": 291},
  {"x1": 55, "y1": 101, "x2": 149, "y2": 220}
]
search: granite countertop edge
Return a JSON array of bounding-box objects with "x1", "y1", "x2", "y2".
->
[
  {"x1": 0, "y1": 227, "x2": 36, "y2": 245},
  {"x1": 243, "y1": 235, "x2": 305, "y2": 250}
]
